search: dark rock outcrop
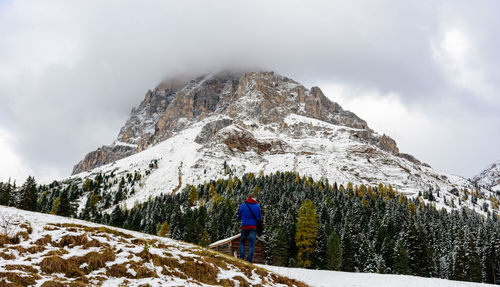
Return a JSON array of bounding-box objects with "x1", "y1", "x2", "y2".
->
[
  {"x1": 195, "y1": 119, "x2": 233, "y2": 144},
  {"x1": 72, "y1": 144, "x2": 135, "y2": 175}
]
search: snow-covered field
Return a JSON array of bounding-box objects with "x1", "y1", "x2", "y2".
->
[
  {"x1": 0, "y1": 206, "x2": 305, "y2": 286},
  {"x1": 264, "y1": 265, "x2": 497, "y2": 287}
]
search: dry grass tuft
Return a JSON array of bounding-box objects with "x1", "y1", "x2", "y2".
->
[
  {"x1": 0, "y1": 251, "x2": 15, "y2": 260},
  {"x1": 43, "y1": 225, "x2": 59, "y2": 231},
  {"x1": 106, "y1": 263, "x2": 131, "y2": 278},
  {"x1": 0, "y1": 234, "x2": 10, "y2": 246},
  {"x1": 39, "y1": 255, "x2": 67, "y2": 273},
  {"x1": 233, "y1": 276, "x2": 250, "y2": 287},
  {"x1": 83, "y1": 248, "x2": 116, "y2": 272},
  {"x1": 137, "y1": 244, "x2": 152, "y2": 261},
  {"x1": 34, "y1": 235, "x2": 53, "y2": 246},
  {"x1": 44, "y1": 249, "x2": 69, "y2": 257},
  {"x1": 0, "y1": 271, "x2": 39, "y2": 286},
  {"x1": 10, "y1": 245, "x2": 29, "y2": 255},
  {"x1": 135, "y1": 266, "x2": 158, "y2": 279},
  {"x1": 101, "y1": 247, "x2": 116, "y2": 262},
  {"x1": 50, "y1": 223, "x2": 133, "y2": 239},
  {"x1": 126, "y1": 261, "x2": 158, "y2": 279},
  {"x1": 156, "y1": 243, "x2": 175, "y2": 249},
  {"x1": 83, "y1": 239, "x2": 109, "y2": 249},
  {"x1": 270, "y1": 273, "x2": 309, "y2": 287},
  {"x1": 131, "y1": 238, "x2": 147, "y2": 245},
  {"x1": 5, "y1": 264, "x2": 38, "y2": 274},
  {"x1": 19, "y1": 223, "x2": 33, "y2": 234},
  {"x1": 40, "y1": 255, "x2": 85, "y2": 278},
  {"x1": 26, "y1": 245, "x2": 47, "y2": 254},
  {"x1": 177, "y1": 258, "x2": 220, "y2": 285},
  {"x1": 95, "y1": 226, "x2": 133, "y2": 238},
  {"x1": 56, "y1": 234, "x2": 88, "y2": 248},
  {"x1": 40, "y1": 281, "x2": 66, "y2": 287}
]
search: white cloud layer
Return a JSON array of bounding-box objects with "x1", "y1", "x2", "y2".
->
[{"x1": 0, "y1": 0, "x2": 499, "y2": 182}]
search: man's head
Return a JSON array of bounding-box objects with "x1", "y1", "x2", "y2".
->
[{"x1": 248, "y1": 192, "x2": 254, "y2": 199}]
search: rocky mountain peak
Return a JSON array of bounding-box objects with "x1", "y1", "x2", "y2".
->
[
  {"x1": 72, "y1": 71, "x2": 406, "y2": 174},
  {"x1": 473, "y1": 160, "x2": 500, "y2": 191}
]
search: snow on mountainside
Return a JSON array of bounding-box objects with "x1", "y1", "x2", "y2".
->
[
  {"x1": 473, "y1": 160, "x2": 500, "y2": 192},
  {"x1": 67, "y1": 71, "x2": 497, "y2": 215},
  {"x1": 0, "y1": 206, "x2": 306, "y2": 286}
]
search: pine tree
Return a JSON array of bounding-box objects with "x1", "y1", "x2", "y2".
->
[
  {"x1": 0, "y1": 181, "x2": 11, "y2": 206},
  {"x1": 295, "y1": 200, "x2": 319, "y2": 268},
  {"x1": 452, "y1": 230, "x2": 467, "y2": 281},
  {"x1": 268, "y1": 228, "x2": 289, "y2": 266},
  {"x1": 381, "y1": 237, "x2": 396, "y2": 273},
  {"x1": 393, "y1": 239, "x2": 410, "y2": 275},
  {"x1": 466, "y1": 235, "x2": 482, "y2": 282},
  {"x1": 57, "y1": 188, "x2": 72, "y2": 217},
  {"x1": 406, "y1": 222, "x2": 433, "y2": 277},
  {"x1": 19, "y1": 176, "x2": 37, "y2": 211},
  {"x1": 109, "y1": 205, "x2": 125, "y2": 227},
  {"x1": 326, "y1": 231, "x2": 342, "y2": 270}
]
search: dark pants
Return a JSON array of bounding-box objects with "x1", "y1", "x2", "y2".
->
[{"x1": 239, "y1": 229, "x2": 257, "y2": 262}]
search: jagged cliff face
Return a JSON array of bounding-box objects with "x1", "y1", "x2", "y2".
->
[
  {"x1": 73, "y1": 71, "x2": 404, "y2": 174},
  {"x1": 473, "y1": 160, "x2": 500, "y2": 192}
]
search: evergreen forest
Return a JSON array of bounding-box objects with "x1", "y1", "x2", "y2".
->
[{"x1": 1, "y1": 171, "x2": 500, "y2": 284}]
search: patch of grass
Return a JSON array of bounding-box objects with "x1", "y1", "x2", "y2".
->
[
  {"x1": 40, "y1": 281, "x2": 66, "y2": 287},
  {"x1": 43, "y1": 225, "x2": 59, "y2": 231},
  {"x1": 131, "y1": 238, "x2": 147, "y2": 245},
  {"x1": 44, "y1": 249, "x2": 69, "y2": 257},
  {"x1": 39, "y1": 255, "x2": 66, "y2": 273},
  {"x1": 127, "y1": 261, "x2": 158, "y2": 279},
  {"x1": 233, "y1": 276, "x2": 250, "y2": 287},
  {"x1": 50, "y1": 223, "x2": 133, "y2": 239},
  {"x1": 106, "y1": 263, "x2": 131, "y2": 278},
  {"x1": 0, "y1": 234, "x2": 10, "y2": 246},
  {"x1": 0, "y1": 251, "x2": 15, "y2": 260},
  {"x1": 177, "y1": 258, "x2": 220, "y2": 285},
  {"x1": 83, "y1": 248, "x2": 116, "y2": 272},
  {"x1": 56, "y1": 234, "x2": 89, "y2": 248},
  {"x1": 270, "y1": 273, "x2": 309, "y2": 287},
  {"x1": 0, "y1": 271, "x2": 40, "y2": 286},
  {"x1": 5, "y1": 264, "x2": 38, "y2": 274},
  {"x1": 83, "y1": 239, "x2": 110, "y2": 249},
  {"x1": 156, "y1": 243, "x2": 175, "y2": 250},
  {"x1": 40, "y1": 255, "x2": 85, "y2": 278},
  {"x1": 135, "y1": 266, "x2": 158, "y2": 279},
  {"x1": 137, "y1": 244, "x2": 152, "y2": 261},
  {"x1": 26, "y1": 245, "x2": 46, "y2": 254},
  {"x1": 95, "y1": 226, "x2": 133, "y2": 239},
  {"x1": 34, "y1": 235, "x2": 53, "y2": 246}
]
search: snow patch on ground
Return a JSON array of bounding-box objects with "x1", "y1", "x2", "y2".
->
[{"x1": 263, "y1": 265, "x2": 496, "y2": 287}]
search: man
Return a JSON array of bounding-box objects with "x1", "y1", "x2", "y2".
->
[{"x1": 238, "y1": 192, "x2": 261, "y2": 263}]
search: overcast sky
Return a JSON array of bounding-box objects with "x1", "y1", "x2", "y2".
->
[{"x1": 1, "y1": 0, "x2": 499, "y2": 184}]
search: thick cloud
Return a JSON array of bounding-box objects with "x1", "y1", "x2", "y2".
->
[{"x1": 0, "y1": 0, "x2": 499, "y2": 182}]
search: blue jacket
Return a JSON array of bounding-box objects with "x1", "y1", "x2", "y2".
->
[{"x1": 238, "y1": 198, "x2": 261, "y2": 229}]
